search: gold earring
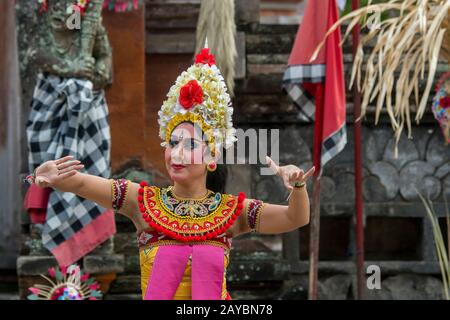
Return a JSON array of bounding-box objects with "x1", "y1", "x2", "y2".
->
[{"x1": 207, "y1": 161, "x2": 217, "y2": 172}]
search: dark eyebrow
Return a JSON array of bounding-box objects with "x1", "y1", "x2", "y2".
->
[
  {"x1": 170, "y1": 135, "x2": 205, "y2": 145},
  {"x1": 187, "y1": 138, "x2": 205, "y2": 143}
]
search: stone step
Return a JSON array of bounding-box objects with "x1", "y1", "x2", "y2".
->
[
  {"x1": 0, "y1": 293, "x2": 19, "y2": 300},
  {"x1": 0, "y1": 270, "x2": 19, "y2": 300},
  {"x1": 104, "y1": 293, "x2": 141, "y2": 300},
  {"x1": 289, "y1": 260, "x2": 443, "y2": 275},
  {"x1": 16, "y1": 254, "x2": 125, "y2": 276}
]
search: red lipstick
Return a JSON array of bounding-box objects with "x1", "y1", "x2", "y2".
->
[{"x1": 171, "y1": 164, "x2": 186, "y2": 170}]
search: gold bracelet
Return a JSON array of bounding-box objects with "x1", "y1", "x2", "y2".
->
[
  {"x1": 110, "y1": 179, "x2": 117, "y2": 211},
  {"x1": 111, "y1": 179, "x2": 130, "y2": 213},
  {"x1": 254, "y1": 202, "x2": 265, "y2": 233},
  {"x1": 293, "y1": 181, "x2": 306, "y2": 188}
]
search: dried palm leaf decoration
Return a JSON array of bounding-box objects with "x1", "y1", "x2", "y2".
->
[
  {"x1": 311, "y1": 0, "x2": 450, "y2": 157},
  {"x1": 195, "y1": 0, "x2": 237, "y2": 97}
]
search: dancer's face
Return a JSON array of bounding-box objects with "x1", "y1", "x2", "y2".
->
[{"x1": 164, "y1": 122, "x2": 209, "y2": 184}]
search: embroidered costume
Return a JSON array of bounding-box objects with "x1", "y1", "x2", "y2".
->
[
  {"x1": 111, "y1": 180, "x2": 256, "y2": 300},
  {"x1": 138, "y1": 184, "x2": 245, "y2": 300},
  {"x1": 110, "y1": 44, "x2": 266, "y2": 300}
]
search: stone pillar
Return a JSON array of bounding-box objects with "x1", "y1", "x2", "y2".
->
[
  {"x1": 0, "y1": 0, "x2": 21, "y2": 269},
  {"x1": 102, "y1": 7, "x2": 147, "y2": 172}
]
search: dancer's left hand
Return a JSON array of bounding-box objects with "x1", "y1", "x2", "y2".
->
[{"x1": 266, "y1": 156, "x2": 315, "y2": 191}]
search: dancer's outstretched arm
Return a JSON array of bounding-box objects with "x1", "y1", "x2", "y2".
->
[
  {"x1": 33, "y1": 156, "x2": 140, "y2": 219},
  {"x1": 234, "y1": 156, "x2": 315, "y2": 236}
]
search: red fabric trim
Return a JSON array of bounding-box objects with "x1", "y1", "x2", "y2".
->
[
  {"x1": 28, "y1": 209, "x2": 46, "y2": 224},
  {"x1": 23, "y1": 184, "x2": 52, "y2": 210},
  {"x1": 51, "y1": 209, "x2": 116, "y2": 267},
  {"x1": 24, "y1": 185, "x2": 52, "y2": 224},
  {"x1": 138, "y1": 183, "x2": 246, "y2": 242},
  {"x1": 322, "y1": 1, "x2": 346, "y2": 139}
]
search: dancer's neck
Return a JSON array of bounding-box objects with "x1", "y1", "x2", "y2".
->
[{"x1": 172, "y1": 181, "x2": 208, "y2": 200}]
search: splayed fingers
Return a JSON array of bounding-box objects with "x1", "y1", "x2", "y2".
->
[
  {"x1": 54, "y1": 155, "x2": 75, "y2": 165},
  {"x1": 266, "y1": 155, "x2": 315, "y2": 191},
  {"x1": 302, "y1": 166, "x2": 315, "y2": 181},
  {"x1": 56, "y1": 160, "x2": 83, "y2": 175},
  {"x1": 286, "y1": 166, "x2": 315, "y2": 190},
  {"x1": 266, "y1": 156, "x2": 280, "y2": 175},
  {"x1": 35, "y1": 156, "x2": 84, "y2": 188}
]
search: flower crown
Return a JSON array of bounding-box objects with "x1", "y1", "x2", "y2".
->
[
  {"x1": 37, "y1": 0, "x2": 90, "y2": 14},
  {"x1": 158, "y1": 46, "x2": 237, "y2": 156}
]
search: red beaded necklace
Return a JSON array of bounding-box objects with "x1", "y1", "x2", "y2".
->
[{"x1": 137, "y1": 181, "x2": 245, "y2": 242}]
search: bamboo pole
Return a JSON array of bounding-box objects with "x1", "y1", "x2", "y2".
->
[
  {"x1": 352, "y1": 0, "x2": 365, "y2": 300},
  {"x1": 308, "y1": 83, "x2": 324, "y2": 300}
]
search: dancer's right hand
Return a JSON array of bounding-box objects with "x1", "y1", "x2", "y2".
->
[{"x1": 35, "y1": 156, "x2": 84, "y2": 188}]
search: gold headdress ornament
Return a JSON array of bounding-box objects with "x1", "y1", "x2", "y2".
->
[{"x1": 158, "y1": 40, "x2": 237, "y2": 156}]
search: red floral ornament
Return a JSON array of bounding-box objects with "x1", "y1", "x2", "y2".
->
[
  {"x1": 137, "y1": 184, "x2": 246, "y2": 243},
  {"x1": 179, "y1": 80, "x2": 203, "y2": 110},
  {"x1": 195, "y1": 48, "x2": 216, "y2": 66},
  {"x1": 440, "y1": 96, "x2": 450, "y2": 109}
]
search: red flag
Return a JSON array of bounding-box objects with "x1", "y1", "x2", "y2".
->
[{"x1": 283, "y1": 0, "x2": 346, "y2": 170}]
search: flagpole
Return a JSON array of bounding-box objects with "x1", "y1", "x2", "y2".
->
[
  {"x1": 352, "y1": 0, "x2": 365, "y2": 300},
  {"x1": 308, "y1": 83, "x2": 324, "y2": 300}
]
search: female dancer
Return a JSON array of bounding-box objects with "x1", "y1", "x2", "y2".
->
[{"x1": 29, "y1": 47, "x2": 315, "y2": 300}]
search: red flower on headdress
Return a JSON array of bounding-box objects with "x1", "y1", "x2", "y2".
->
[
  {"x1": 195, "y1": 48, "x2": 216, "y2": 66},
  {"x1": 179, "y1": 80, "x2": 203, "y2": 110}
]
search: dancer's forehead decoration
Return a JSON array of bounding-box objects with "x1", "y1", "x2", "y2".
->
[{"x1": 158, "y1": 40, "x2": 237, "y2": 156}]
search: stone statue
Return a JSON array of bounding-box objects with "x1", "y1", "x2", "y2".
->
[
  {"x1": 35, "y1": 0, "x2": 112, "y2": 90},
  {"x1": 25, "y1": 0, "x2": 115, "y2": 267}
]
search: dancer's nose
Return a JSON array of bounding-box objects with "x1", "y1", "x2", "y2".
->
[{"x1": 171, "y1": 142, "x2": 184, "y2": 164}]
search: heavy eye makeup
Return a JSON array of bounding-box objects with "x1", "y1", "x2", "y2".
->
[
  {"x1": 169, "y1": 136, "x2": 202, "y2": 150},
  {"x1": 183, "y1": 138, "x2": 201, "y2": 150},
  {"x1": 168, "y1": 138, "x2": 180, "y2": 148},
  {"x1": 168, "y1": 134, "x2": 183, "y2": 148}
]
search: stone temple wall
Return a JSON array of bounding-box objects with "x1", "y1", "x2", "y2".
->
[{"x1": 14, "y1": 0, "x2": 450, "y2": 299}]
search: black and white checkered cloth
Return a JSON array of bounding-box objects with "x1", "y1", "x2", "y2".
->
[
  {"x1": 26, "y1": 72, "x2": 111, "y2": 253},
  {"x1": 282, "y1": 64, "x2": 326, "y2": 122},
  {"x1": 283, "y1": 63, "x2": 347, "y2": 169}
]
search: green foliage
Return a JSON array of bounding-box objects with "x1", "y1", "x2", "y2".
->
[
  {"x1": 417, "y1": 189, "x2": 450, "y2": 300},
  {"x1": 340, "y1": 0, "x2": 390, "y2": 21}
]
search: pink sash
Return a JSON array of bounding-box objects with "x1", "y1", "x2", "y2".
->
[{"x1": 144, "y1": 244, "x2": 225, "y2": 300}]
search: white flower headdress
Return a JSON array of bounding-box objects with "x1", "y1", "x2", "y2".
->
[{"x1": 158, "y1": 42, "x2": 237, "y2": 156}]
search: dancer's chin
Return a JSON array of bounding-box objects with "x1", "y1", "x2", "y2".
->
[{"x1": 169, "y1": 171, "x2": 189, "y2": 183}]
